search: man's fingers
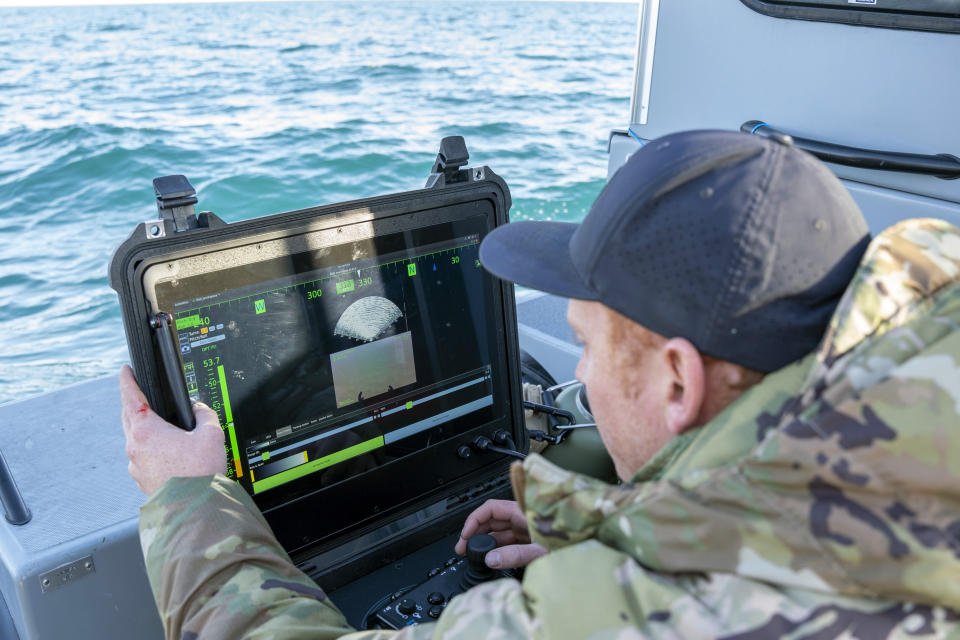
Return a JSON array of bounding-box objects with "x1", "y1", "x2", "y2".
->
[
  {"x1": 457, "y1": 499, "x2": 528, "y2": 553},
  {"x1": 456, "y1": 518, "x2": 516, "y2": 553},
  {"x1": 484, "y1": 543, "x2": 547, "y2": 569},
  {"x1": 192, "y1": 402, "x2": 228, "y2": 475},
  {"x1": 193, "y1": 403, "x2": 224, "y2": 437},
  {"x1": 118, "y1": 365, "x2": 146, "y2": 406},
  {"x1": 476, "y1": 499, "x2": 527, "y2": 524},
  {"x1": 119, "y1": 365, "x2": 153, "y2": 429},
  {"x1": 489, "y1": 530, "x2": 526, "y2": 547}
]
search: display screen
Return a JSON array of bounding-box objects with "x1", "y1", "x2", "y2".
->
[{"x1": 152, "y1": 214, "x2": 502, "y2": 504}]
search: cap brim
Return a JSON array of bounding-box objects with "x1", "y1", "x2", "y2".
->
[{"x1": 479, "y1": 220, "x2": 599, "y2": 301}]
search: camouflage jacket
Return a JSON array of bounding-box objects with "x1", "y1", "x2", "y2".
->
[{"x1": 140, "y1": 218, "x2": 960, "y2": 639}]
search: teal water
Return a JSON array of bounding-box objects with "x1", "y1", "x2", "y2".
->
[{"x1": 0, "y1": 1, "x2": 635, "y2": 405}]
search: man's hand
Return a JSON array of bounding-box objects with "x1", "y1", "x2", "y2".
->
[
  {"x1": 120, "y1": 365, "x2": 227, "y2": 496},
  {"x1": 455, "y1": 499, "x2": 547, "y2": 569}
]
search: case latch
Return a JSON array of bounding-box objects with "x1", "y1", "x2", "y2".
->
[
  {"x1": 154, "y1": 174, "x2": 200, "y2": 233},
  {"x1": 425, "y1": 136, "x2": 471, "y2": 189}
]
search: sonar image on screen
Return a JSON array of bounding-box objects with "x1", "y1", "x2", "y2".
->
[{"x1": 334, "y1": 296, "x2": 404, "y2": 342}]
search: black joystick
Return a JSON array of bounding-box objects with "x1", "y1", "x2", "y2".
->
[
  {"x1": 461, "y1": 533, "x2": 497, "y2": 588},
  {"x1": 397, "y1": 598, "x2": 416, "y2": 615}
]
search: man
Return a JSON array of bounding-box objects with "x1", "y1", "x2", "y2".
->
[{"x1": 123, "y1": 130, "x2": 960, "y2": 638}]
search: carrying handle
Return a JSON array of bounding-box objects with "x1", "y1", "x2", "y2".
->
[
  {"x1": 742, "y1": 121, "x2": 960, "y2": 180},
  {"x1": 150, "y1": 312, "x2": 196, "y2": 431}
]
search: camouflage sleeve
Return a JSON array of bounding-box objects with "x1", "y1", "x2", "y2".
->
[
  {"x1": 140, "y1": 474, "x2": 429, "y2": 640},
  {"x1": 430, "y1": 540, "x2": 947, "y2": 639},
  {"x1": 140, "y1": 476, "x2": 729, "y2": 640},
  {"x1": 430, "y1": 541, "x2": 747, "y2": 639}
]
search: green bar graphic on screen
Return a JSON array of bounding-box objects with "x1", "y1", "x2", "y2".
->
[
  {"x1": 176, "y1": 314, "x2": 202, "y2": 330},
  {"x1": 218, "y1": 365, "x2": 242, "y2": 477},
  {"x1": 252, "y1": 435, "x2": 385, "y2": 494}
]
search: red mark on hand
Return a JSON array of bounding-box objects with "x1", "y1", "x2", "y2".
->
[{"x1": 137, "y1": 403, "x2": 149, "y2": 415}]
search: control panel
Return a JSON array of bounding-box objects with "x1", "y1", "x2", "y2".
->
[{"x1": 374, "y1": 534, "x2": 511, "y2": 628}]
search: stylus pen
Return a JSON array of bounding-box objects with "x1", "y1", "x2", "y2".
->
[{"x1": 151, "y1": 312, "x2": 197, "y2": 431}]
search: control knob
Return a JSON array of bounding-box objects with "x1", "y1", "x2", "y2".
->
[{"x1": 462, "y1": 533, "x2": 497, "y2": 587}]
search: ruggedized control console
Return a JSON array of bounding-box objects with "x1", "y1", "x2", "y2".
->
[{"x1": 374, "y1": 534, "x2": 511, "y2": 628}]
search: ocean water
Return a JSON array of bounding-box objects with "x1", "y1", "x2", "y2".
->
[{"x1": 0, "y1": 1, "x2": 636, "y2": 405}]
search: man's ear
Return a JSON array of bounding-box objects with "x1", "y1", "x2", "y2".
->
[{"x1": 661, "y1": 337, "x2": 706, "y2": 435}]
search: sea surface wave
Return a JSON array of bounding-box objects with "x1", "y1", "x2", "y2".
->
[{"x1": 0, "y1": 0, "x2": 635, "y2": 405}]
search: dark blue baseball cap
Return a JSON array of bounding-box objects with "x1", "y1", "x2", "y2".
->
[{"x1": 480, "y1": 130, "x2": 870, "y2": 373}]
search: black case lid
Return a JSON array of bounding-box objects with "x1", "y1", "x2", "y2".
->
[{"x1": 109, "y1": 157, "x2": 525, "y2": 557}]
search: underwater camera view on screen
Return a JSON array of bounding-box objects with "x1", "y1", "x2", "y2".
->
[{"x1": 155, "y1": 218, "x2": 496, "y2": 497}]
